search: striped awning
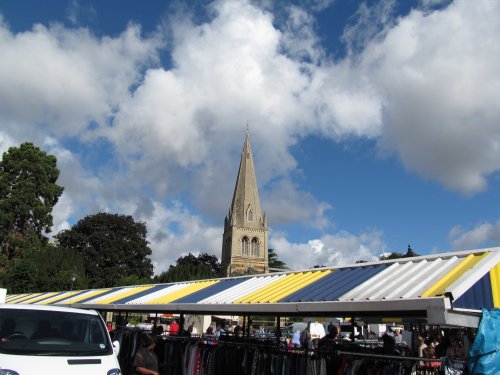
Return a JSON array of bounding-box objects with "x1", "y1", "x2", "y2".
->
[{"x1": 5, "y1": 248, "x2": 500, "y2": 326}]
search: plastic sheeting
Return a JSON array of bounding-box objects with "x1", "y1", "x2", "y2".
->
[{"x1": 467, "y1": 308, "x2": 500, "y2": 374}]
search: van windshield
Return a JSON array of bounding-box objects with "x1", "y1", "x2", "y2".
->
[{"x1": 0, "y1": 309, "x2": 112, "y2": 356}]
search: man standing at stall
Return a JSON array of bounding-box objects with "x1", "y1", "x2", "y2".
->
[{"x1": 169, "y1": 319, "x2": 179, "y2": 336}]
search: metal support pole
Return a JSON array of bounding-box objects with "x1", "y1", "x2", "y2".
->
[
  {"x1": 276, "y1": 315, "x2": 281, "y2": 345},
  {"x1": 247, "y1": 316, "x2": 252, "y2": 337},
  {"x1": 243, "y1": 315, "x2": 247, "y2": 337},
  {"x1": 180, "y1": 313, "x2": 185, "y2": 331}
]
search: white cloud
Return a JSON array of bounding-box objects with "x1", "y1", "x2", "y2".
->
[
  {"x1": 134, "y1": 201, "x2": 223, "y2": 274},
  {"x1": 359, "y1": 0, "x2": 500, "y2": 193},
  {"x1": 270, "y1": 229, "x2": 384, "y2": 270},
  {"x1": 449, "y1": 220, "x2": 500, "y2": 250},
  {"x1": 105, "y1": 0, "x2": 382, "y2": 216},
  {"x1": 262, "y1": 179, "x2": 331, "y2": 229},
  {"x1": 0, "y1": 131, "x2": 15, "y2": 154},
  {"x1": 0, "y1": 20, "x2": 160, "y2": 139}
]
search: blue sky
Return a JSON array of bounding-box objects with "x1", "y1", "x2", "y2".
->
[{"x1": 0, "y1": 0, "x2": 499, "y2": 273}]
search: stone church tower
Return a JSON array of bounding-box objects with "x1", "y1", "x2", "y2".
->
[{"x1": 221, "y1": 130, "x2": 268, "y2": 276}]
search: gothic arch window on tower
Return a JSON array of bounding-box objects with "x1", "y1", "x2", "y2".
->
[
  {"x1": 247, "y1": 206, "x2": 253, "y2": 222},
  {"x1": 242, "y1": 236, "x2": 249, "y2": 256},
  {"x1": 251, "y1": 237, "x2": 259, "y2": 257}
]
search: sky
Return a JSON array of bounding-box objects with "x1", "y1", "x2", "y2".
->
[{"x1": 0, "y1": 0, "x2": 499, "y2": 274}]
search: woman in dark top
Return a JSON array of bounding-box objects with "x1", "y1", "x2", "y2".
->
[{"x1": 133, "y1": 334, "x2": 159, "y2": 375}]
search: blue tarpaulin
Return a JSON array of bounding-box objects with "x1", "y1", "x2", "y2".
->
[{"x1": 467, "y1": 308, "x2": 500, "y2": 374}]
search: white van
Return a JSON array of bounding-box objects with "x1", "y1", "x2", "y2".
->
[{"x1": 0, "y1": 304, "x2": 121, "y2": 375}]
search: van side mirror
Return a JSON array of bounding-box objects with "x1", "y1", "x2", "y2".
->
[{"x1": 112, "y1": 340, "x2": 120, "y2": 356}]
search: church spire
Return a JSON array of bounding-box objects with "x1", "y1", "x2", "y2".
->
[
  {"x1": 228, "y1": 129, "x2": 263, "y2": 228},
  {"x1": 221, "y1": 129, "x2": 268, "y2": 276}
]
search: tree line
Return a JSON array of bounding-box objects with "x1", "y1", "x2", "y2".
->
[{"x1": 0, "y1": 142, "x2": 287, "y2": 294}]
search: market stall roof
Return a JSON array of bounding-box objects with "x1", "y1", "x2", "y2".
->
[{"x1": 5, "y1": 247, "x2": 500, "y2": 327}]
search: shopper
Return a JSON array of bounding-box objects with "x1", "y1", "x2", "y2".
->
[
  {"x1": 417, "y1": 336, "x2": 427, "y2": 357},
  {"x1": 133, "y1": 334, "x2": 159, "y2": 375},
  {"x1": 319, "y1": 325, "x2": 339, "y2": 348},
  {"x1": 169, "y1": 319, "x2": 179, "y2": 336},
  {"x1": 187, "y1": 322, "x2": 195, "y2": 335}
]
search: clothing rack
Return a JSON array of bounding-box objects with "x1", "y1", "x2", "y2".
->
[
  {"x1": 154, "y1": 335, "x2": 460, "y2": 375},
  {"x1": 337, "y1": 349, "x2": 444, "y2": 363}
]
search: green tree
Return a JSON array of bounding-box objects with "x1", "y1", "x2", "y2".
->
[
  {"x1": 156, "y1": 252, "x2": 221, "y2": 283},
  {"x1": 268, "y1": 249, "x2": 287, "y2": 269},
  {"x1": 31, "y1": 245, "x2": 87, "y2": 291},
  {"x1": 0, "y1": 142, "x2": 64, "y2": 259},
  {"x1": 6, "y1": 257, "x2": 39, "y2": 293},
  {"x1": 4, "y1": 245, "x2": 87, "y2": 293},
  {"x1": 117, "y1": 274, "x2": 151, "y2": 286},
  {"x1": 379, "y1": 245, "x2": 420, "y2": 261},
  {"x1": 379, "y1": 252, "x2": 405, "y2": 260},
  {"x1": 55, "y1": 213, "x2": 154, "y2": 288}
]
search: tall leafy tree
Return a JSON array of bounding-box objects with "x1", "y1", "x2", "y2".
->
[
  {"x1": 4, "y1": 245, "x2": 87, "y2": 293},
  {"x1": 55, "y1": 213, "x2": 154, "y2": 288},
  {"x1": 5, "y1": 257, "x2": 39, "y2": 293},
  {"x1": 268, "y1": 249, "x2": 287, "y2": 269},
  {"x1": 31, "y1": 245, "x2": 87, "y2": 291},
  {"x1": 0, "y1": 142, "x2": 63, "y2": 259},
  {"x1": 156, "y1": 252, "x2": 221, "y2": 283}
]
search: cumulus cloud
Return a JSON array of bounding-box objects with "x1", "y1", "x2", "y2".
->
[
  {"x1": 449, "y1": 221, "x2": 500, "y2": 250},
  {"x1": 134, "y1": 201, "x2": 223, "y2": 274},
  {"x1": 0, "y1": 19, "x2": 160, "y2": 140},
  {"x1": 105, "y1": 0, "x2": 381, "y2": 218},
  {"x1": 361, "y1": 0, "x2": 500, "y2": 194},
  {"x1": 262, "y1": 179, "x2": 331, "y2": 229},
  {"x1": 270, "y1": 229, "x2": 384, "y2": 270}
]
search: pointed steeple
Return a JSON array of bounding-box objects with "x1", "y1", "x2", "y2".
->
[
  {"x1": 228, "y1": 129, "x2": 263, "y2": 229},
  {"x1": 221, "y1": 129, "x2": 268, "y2": 276}
]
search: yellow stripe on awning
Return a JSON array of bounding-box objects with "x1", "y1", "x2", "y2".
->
[
  {"x1": 96, "y1": 285, "x2": 155, "y2": 305},
  {"x1": 236, "y1": 270, "x2": 332, "y2": 303},
  {"x1": 23, "y1": 292, "x2": 60, "y2": 304},
  {"x1": 6, "y1": 294, "x2": 28, "y2": 303},
  {"x1": 40, "y1": 291, "x2": 82, "y2": 305},
  {"x1": 66, "y1": 289, "x2": 112, "y2": 304},
  {"x1": 146, "y1": 280, "x2": 219, "y2": 304},
  {"x1": 490, "y1": 262, "x2": 500, "y2": 308},
  {"x1": 261, "y1": 270, "x2": 332, "y2": 303},
  {"x1": 8, "y1": 293, "x2": 43, "y2": 304},
  {"x1": 236, "y1": 273, "x2": 303, "y2": 303},
  {"x1": 422, "y1": 253, "x2": 489, "y2": 297}
]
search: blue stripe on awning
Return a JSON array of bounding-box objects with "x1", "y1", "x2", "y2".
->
[
  {"x1": 453, "y1": 272, "x2": 493, "y2": 310},
  {"x1": 113, "y1": 284, "x2": 171, "y2": 304},
  {"x1": 45, "y1": 290, "x2": 89, "y2": 304},
  {"x1": 173, "y1": 277, "x2": 251, "y2": 303},
  {"x1": 74, "y1": 287, "x2": 122, "y2": 304},
  {"x1": 281, "y1": 264, "x2": 388, "y2": 302}
]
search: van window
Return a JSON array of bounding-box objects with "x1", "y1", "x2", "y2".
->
[{"x1": 0, "y1": 309, "x2": 112, "y2": 356}]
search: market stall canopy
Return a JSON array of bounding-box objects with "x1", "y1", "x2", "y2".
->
[{"x1": 5, "y1": 248, "x2": 500, "y2": 328}]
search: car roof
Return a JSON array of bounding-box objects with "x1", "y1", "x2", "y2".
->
[{"x1": 0, "y1": 303, "x2": 98, "y2": 316}]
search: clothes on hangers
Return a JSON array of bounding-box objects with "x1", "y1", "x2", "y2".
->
[{"x1": 153, "y1": 336, "x2": 450, "y2": 375}]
